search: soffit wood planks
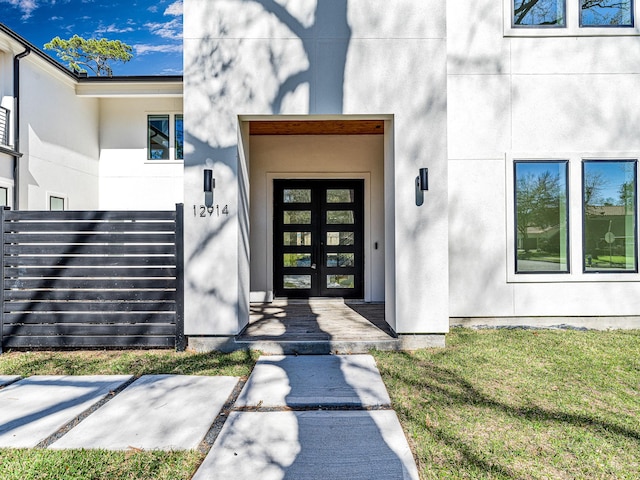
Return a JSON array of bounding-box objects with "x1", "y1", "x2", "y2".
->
[{"x1": 249, "y1": 120, "x2": 385, "y2": 135}]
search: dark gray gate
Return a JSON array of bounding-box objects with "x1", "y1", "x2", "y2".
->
[{"x1": 0, "y1": 206, "x2": 184, "y2": 352}]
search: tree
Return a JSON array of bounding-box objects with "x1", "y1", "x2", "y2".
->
[
  {"x1": 44, "y1": 35, "x2": 133, "y2": 77},
  {"x1": 516, "y1": 170, "x2": 562, "y2": 252}
]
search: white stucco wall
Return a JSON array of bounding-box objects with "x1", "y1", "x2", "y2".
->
[
  {"x1": 19, "y1": 56, "x2": 99, "y2": 210},
  {"x1": 98, "y1": 97, "x2": 184, "y2": 210},
  {"x1": 447, "y1": 0, "x2": 640, "y2": 321},
  {"x1": 184, "y1": 0, "x2": 449, "y2": 336}
]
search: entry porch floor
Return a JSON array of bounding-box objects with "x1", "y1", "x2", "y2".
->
[{"x1": 236, "y1": 299, "x2": 399, "y2": 354}]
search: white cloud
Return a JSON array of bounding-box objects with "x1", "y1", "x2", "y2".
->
[
  {"x1": 95, "y1": 23, "x2": 134, "y2": 34},
  {"x1": 134, "y1": 43, "x2": 182, "y2": 56},
  {"x1": 1, "y1": 0, "x2": 39, "y2": 19},
  {"x1": 145, "y1": 18, "x2": 182, "y2": 39},
  {"x1": 164, "y1": 0, "x2": 182, "y2": 16}
]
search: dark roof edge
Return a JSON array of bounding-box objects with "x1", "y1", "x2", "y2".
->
[
  {"x1": 0, "y1": 23, "x2": 183, "y2": 83},
  {"x1": 0, "y1": 23, "x2": 79, "y2": 80}
]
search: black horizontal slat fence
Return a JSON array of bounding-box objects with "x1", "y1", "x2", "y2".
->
[{"x1": 0, "y1": 205, "x2": 185, "y2": 352}]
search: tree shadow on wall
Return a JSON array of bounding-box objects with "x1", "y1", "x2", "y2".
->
[{"x1": 185, "y1": 0, "x2": 351, "y2": 125}]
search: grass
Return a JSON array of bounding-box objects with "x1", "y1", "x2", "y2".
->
[
  {"x1": 1, "y1": 331, "x2": 639, "y2": 479},
  {"x1": 372, "y1": 328, "x2": 640, "y2": 479},
  {"x1": 0, "y1": 349, "x2": 257, "y2": 377},
  {"x1": 0, "y1": 449, "x2": 203, "y2": 480},
  {"x1": 0, "y1": 349, "x2": 258, "y2": 480}
]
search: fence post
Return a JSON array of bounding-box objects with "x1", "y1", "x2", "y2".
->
[
  {"x1": 0, "y1": 206, "x2": 6, "y2": 354},
  {"x1": 175, "y1": 203, "x2": 186, "y2": 352}
]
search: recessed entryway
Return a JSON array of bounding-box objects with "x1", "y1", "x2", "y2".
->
[{"x1": 241, "y1": 114, "x2": 396, "y2": 332}]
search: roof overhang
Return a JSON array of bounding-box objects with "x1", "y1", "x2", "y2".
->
[{"x1": 75, "y1": 77, "x2": 183, "y2": 98}]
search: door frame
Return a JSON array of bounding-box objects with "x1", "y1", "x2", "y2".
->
[
  {"x1": 273, "y1": 179, "x2": 365, "y2": 298},
  {"x1": 266, "y1": 172, "x2": 372, "y2": 301}
]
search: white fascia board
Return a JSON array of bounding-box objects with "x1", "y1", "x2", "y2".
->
[
  {"x1": 75, "y1": 81, "x2": 183, "y2": 98},
  {"x1": 0, "y1": 32, "x2": 77, "y2": 89},
  {"x1": 238, "y1": 113, "x2": 394, "y2": 122}
]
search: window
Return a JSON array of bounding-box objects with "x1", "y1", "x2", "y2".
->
[
  {"x1": 148, "y1": 115, "x2": 169, "y2": 160},
  {"x1": 147, "y1": 114, "x2": 183, "y2": 161},
  {"x1": 583, "y1": 160, "x2": 637, "y2": 272},
  {"x1": 581, "y1": 0, "x2": 633, "y2": 27},
  {"x1": 175, "y1": 114, "x2": 183, "y2": 160},
  {"x1": 509, "y1": 0, "x2": 636, "y2": 32},
  {"x1": 49, "y1": 195, "x2": 65, "y2": 211},
  {"x1": 0, "y1": 187, "x2": 8, "y2": 207},
  {"x1": 515, "y1": 161, "x2": 569, "y2": 273},
  {"x1": 513, "y1": 0, "x2": 566, "y2": 27}
]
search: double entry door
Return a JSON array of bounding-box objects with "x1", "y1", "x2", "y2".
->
[{"x1": 274, "y1": 179, "x2": 364, "y2": 298}]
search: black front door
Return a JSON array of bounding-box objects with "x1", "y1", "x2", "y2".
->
[{"x1": 274, "y1": 179, "x2": 364, "y2": 298}]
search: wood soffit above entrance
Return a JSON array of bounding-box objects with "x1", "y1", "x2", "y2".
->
[{"x1": 249, "y1": 120, "x2": 384, "y2": 135}]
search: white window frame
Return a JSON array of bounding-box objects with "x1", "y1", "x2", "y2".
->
[
  {"x1": 506, "y1": 152, "x2": 640, "y2": 283},
  {"x1": 0, "y1": 179, "x2": 13, "y2": 209},
  {"x1": 145, "y1": 111, "x2": 184, "y2": 164},
  {"x1": 505, "y1": 0, "x2": 640, "y2": 36},
  {"x1": 47, "y1": 192, "x2": 68, "y2": 211}
]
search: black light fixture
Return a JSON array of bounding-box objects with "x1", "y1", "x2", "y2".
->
[
  {"x1": 204, "y1": 169, "x2": 215, "y2": 207},
  {"x1": 418, "y1": 167, "x2": 429, "y2": 191}
]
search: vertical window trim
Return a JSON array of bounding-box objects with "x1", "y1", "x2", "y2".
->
[
  {"x1": 582, "y1": 159, "x2": 638, "y2": 273},
  {"x1": 174, "y1": 114, "x2": 184, "y2": 160},
  {"x1": 514, "y1": 159, "x2": 570, "y2": 274}
]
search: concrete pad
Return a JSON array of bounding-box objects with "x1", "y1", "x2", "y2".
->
[
  {"x1": 0, "y1": 375, "x2": 132, "y2": 448},
  {"x1": 193, "y1": 410, "x2": 419, "y2": 480},
  {"x1": 236, "y1": 354, "x2": 391, "y2": 408},
  {"x1": 51, "y1": 375, "x2": 238, "y2": 451},
  {"x1": 0, "y1": 376, "x2": 21, "y2": 387}
]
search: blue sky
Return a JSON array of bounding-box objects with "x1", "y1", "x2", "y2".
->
[{"x1": 1, "y1": 0, "x2": 183, "y2": 76}]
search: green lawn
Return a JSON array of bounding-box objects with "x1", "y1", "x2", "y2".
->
[
  {"x1": 1, "y1": 330, "x2": 639, "y2": 479},
  {"x1": 373, "y1": 328, "x2": 640, "y2": 479}
]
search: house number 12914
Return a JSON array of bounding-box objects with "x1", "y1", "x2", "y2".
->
[{"x1": 193, "y1": 205, "x2": 229, "y2": 217}]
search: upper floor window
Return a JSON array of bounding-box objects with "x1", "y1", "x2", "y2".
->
[
  {"x1": 514, "y1": 0, "x2": 566, "y2": 27},
  {"x1": 509, "y1": 0, "x2": 636, "y2": 33},
  {"x1": 175, "y1": 115, "x2": 184, "y2": 160},
  {"x1": 581, "y1": 0, "x2": 633, "y2": 27},
  {"x1": 148, "y1": 115, "x2": 170, "y2": 160},
  {"x1": 147, "y1": 113, "x2": 183, "y2": 161},
  {"x1": 0, "y1": 106, "x2": 9, "y2": 146}
]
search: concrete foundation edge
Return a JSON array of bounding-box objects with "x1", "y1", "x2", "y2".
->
[
  {"x1": 451, "y1": 316, "x2": 640, "y2": 330},
  {"x1": 187, "y1": 334, "x2": 446, "y2": 354}
]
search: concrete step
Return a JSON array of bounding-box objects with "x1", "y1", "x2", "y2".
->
[{"x1": 233, "y1": 338, "x2": 402, "y2": 354}]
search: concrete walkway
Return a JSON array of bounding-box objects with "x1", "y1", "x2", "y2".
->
[
  {"x1": 194, "y1": 355, "x2": 419, "y2": 479},
  {"x1": 0, "y1": 355, "x2": 419, "y2": 479}
]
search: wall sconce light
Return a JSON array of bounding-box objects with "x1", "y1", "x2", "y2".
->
[
  {"x1": 204, "y1": 169, "x2": 215, "y2": 207},
  {"x1": 418, "y1": 167, "x2": 429, "y2": 191}
]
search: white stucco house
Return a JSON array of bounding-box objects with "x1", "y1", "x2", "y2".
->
[{"x1": 2, "y1": 0, "x2": 640, "y2": 350}]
